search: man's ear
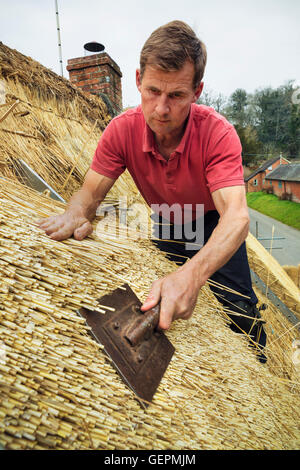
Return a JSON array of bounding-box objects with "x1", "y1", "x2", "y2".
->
[
  {"x1": 194, "y1": 81, "x2": 204, "y2": 102},
  {"x1": 136, "y1": 69, "x2": 142, "y2": 92}
]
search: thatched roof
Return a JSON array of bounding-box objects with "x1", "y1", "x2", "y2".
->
[
  {"x1": 246, "y1": 233, "x2": 300, "y2": 318},
  {"x1": 0, "y1": 41, "x2": 120, "y2": 202},
  {"x1": 0, "y1": 41, "x2": 108, "y2": 122},
  {"x1": 0, "y1": 43, "x2": 300, "y2": 450},
  {"x1": 283, "y1": 265, "x2": 300, "y2": 290}
]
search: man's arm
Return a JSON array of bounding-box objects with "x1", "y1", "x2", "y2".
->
[
  {"x1": 38, "y1": 169, "x2": 116, "y2": 241},
  {"x1": 141, "y1": 185, "x2": 250, "y2": 329}
]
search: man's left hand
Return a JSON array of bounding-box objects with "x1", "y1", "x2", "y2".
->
[{"x1": 140, "y1": 263, "x2": 202, "y2": 330}]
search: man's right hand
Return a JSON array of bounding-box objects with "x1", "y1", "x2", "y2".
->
[{"x1": 37, "y1": 211, "x2": 93, "y2": 241}]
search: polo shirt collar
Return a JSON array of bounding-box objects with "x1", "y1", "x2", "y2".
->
[
  {"x1": 142, "y1": 104, "x2": 195, "y2": 155},
  {"x1": 143, "y1": 121, "x2": 155, "y2": 153}
]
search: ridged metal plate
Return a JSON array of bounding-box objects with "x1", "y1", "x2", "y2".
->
[{"x1": 78, "y1": 284, "x2": 175, "y2": 407}]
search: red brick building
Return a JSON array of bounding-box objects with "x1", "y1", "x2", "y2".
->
[
  {"x1": 265, "y1": 164, "x2": 300, "y2": 203},
  {"x1": 245, "y1": 156, "x2": 290, "y2": 193}
]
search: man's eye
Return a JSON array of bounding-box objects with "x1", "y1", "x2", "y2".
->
[{"x1": 149, "y1": 88, "x2": 160, "y2": 95}]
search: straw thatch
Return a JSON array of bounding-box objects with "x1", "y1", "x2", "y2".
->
[
  {"x1": 283, "y1": 265, "x2": 300, "y2": 290},
  {"x1": 0, "y1": 177, "x2": 300, "y2": 450},
  {"x1": 246, "y1": 233, "x2": 300, "y2": 318}
]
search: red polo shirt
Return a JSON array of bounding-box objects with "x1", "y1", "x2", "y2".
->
[{"x1": 91, "y1": 103, "x2": 244, "y2": 221}]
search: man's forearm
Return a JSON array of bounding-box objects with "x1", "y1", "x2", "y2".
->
[
  {"x1": 64, "y1": 170, "x2": 115, "y2": 223},
  {"x1": 65, "y1": 188, "x2": 104, "y2": 222},
  {"x1": 38, "y1": 170, "x2": 115, "y2": 241},
  {"x1": 185, "y1": 210, "x2": 250, "y2": 288}
]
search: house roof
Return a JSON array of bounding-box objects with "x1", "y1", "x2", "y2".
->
[
  {"x1": 1, "y1": 41, "x2": 300, "y2": 451},
  {"x1": 0, "y1": 41, "x2": 111, "y2": 201},
  {"x1": 244, "y1": 157, "x2": 282, "y2": 182},
  {"x1": 265, "y1": 164, "x2": 300, "y2": 182}
]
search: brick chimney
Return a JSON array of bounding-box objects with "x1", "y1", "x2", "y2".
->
[{"x1": 67, "y1": 43, "x2": 122, "y2": 116}]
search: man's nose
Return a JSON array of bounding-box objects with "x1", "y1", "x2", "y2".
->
[{"x1": 155, "y1": 94, "x2": 170, "y2": 115}]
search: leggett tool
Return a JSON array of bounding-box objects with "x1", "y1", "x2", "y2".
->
[{"x1": 78, "y1": 283, "x2": 175, "y2": 407}]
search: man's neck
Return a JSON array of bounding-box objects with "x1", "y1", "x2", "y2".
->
[
  {"x1": 154, "y1": 120, "x2": 187, "y2": 160},
  {"x1": 155, "y1": 137, "x2": 179, "y2": 160}
]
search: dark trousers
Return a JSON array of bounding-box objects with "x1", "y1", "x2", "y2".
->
[{"x1": 151, "y1": 210, "x2": 258, "y2": 309}]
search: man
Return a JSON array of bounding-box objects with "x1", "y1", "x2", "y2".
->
[{"x1": 38, "y1": 21, "x2": 267, "y2": 361}]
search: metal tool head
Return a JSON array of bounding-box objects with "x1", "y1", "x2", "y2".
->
[{"x1": 78, "y1": 284, "x2": 175, "y2": 407}]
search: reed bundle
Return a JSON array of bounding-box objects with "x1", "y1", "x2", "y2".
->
[{"x1": 0, "y1": 177, "x2": 300, "y2": 450}]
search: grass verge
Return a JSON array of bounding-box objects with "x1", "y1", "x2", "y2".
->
[{"x1": 246, "y1": 192, "x2": 300, "y2": 231}]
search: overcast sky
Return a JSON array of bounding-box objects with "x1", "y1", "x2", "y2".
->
[{"x1": 1, "y1": 0, "x2": 299, "y2": 108}]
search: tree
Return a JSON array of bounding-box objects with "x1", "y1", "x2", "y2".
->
[
  {"x1": 288, "y1": 103, "x2": 300, "y2": 157},
  {"x1": 233, "y1": 125, "x2": 262, "y2": 167},
  {"x1": 197, "y1": 87, "x2": 228, "y2": 114},
  {"x1": 226, "y1": 88, "x2": 248, "y2": 127},
  {"x1": 252, "y1": 81, "x2": 300, "y2": 158},
  {"x1": 197, "y1": 82, "x2": 300, "y2": 161}
]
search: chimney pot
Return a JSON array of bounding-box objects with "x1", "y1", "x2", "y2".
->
[
  {"x1": 67, "y1": 45, "x2": 122, "y2": 116},
  {"x1": 84, "y1": 41, "x2": 105, "y2": 54}
]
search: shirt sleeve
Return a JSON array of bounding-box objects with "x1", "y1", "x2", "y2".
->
[
  {"x1": 91, "y1": 117, "x2": 126, "y2": 180},
  {"x1": 205, "y1": 122, "x2": 245, "y2": 194}
]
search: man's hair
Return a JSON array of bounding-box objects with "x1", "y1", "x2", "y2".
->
[{"x1": 139, "y1": 20, "x2": 207, "y2": 89}]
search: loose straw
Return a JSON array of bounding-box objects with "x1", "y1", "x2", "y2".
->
[
  {"x1": 61, "y1": 119, "x2": 98, "y2": 190},
  {"x1": 265, "y1": 225, "x2": 275, "y2": 298},
  {"x1": 0, "y1": 99, "x2": 20, "y2": 123}
]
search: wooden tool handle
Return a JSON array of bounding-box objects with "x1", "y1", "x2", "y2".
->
[{"x1": 125, "y1": 304, "x2": 160, "y2": 347}]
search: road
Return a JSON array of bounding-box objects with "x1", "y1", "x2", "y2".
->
[{"x1": 248, "y1": 207, "x2": 300, "y2": 266}]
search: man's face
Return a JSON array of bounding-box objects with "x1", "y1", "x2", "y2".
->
[{"x1": 136, "y1": 61, "x2": 203, "y2": 139}]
